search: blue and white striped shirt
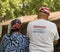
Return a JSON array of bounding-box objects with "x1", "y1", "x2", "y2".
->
[{"x1": 1, "y1": 32, "x2": 29, "y2": 52}]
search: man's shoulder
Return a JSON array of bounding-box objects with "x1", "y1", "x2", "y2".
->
[
  {"x1": 28, "y1": 20, "x2": 37, "y2": 25},
  {"x1": 47, "y1": 20, "x2": 56, "y2": 26},
  {"x1": 18, "y1": 34, "x2": 28, "y2": 39},
  {"x1": 2, "y1": 33, "x2": 10, "y2": 39}
]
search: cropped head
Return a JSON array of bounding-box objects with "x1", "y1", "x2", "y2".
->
[
  {"x1": 37, "y1": 6, "x2": 50, "y2": 19},
  {"x1": 10, "y1": 19, "x2": 22, "y2": 32}
]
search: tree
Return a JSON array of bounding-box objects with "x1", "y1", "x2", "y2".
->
[
  {"x1": 0, "y1": 0, "x2": 21, "y2": 21},
  {"x1": 0, "y1": 0, "x2": 60, "y2": 21}
]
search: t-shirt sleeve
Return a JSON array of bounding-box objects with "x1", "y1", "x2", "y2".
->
[
  {"x1": 26, "y1": 23, "x2": 31, "y2": 38},
  {"x1": 1, "y1": 34, "x2": 10, "y2": 47},
  {"x1": 0, "y1": 34, "x2": 7, "y2": 51},
  {"x1": 1, "y1": 35, "x2": 6, "y2": 46},
  {"x1": 54, "y1": 24, "x2": 59, "y2": 40},
  {"x1": 26, "y1": 24, "x2": 29, "y2": 37}
]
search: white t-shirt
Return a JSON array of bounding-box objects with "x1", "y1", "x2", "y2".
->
[{"x1": 27, "y1": 19, "x2": 59, "y2": 52}]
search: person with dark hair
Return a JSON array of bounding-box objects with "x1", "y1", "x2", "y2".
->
[
  {"x1": 27, "y1": 6, "x2": 59, "y2": 52},
  {"x1": 1, "y1": 19, "x2": 29, "y2": 52}
]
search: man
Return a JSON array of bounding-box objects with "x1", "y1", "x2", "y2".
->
[
  {"x1": 27, "y1": 6, "x2": 59, "y2": 52},
  {"x1": 1, "y1": 19, "x2": 29, "y2": 52}
]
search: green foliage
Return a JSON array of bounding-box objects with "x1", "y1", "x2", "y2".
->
[
  {"x1": 0, "y1": 0, "x2": 21, "y2": 21},
  {"x1": 25, "y1": 0, "x2": 60, "y2": 15},
  {"x1": 0, "y1": 0, "x2": 60, "y2": 21}
]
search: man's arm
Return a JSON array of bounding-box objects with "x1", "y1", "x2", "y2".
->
[{"x1": 53, "y1": 40, "x2": 59, "y2": 45}]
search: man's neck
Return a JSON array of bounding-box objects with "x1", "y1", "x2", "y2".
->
[{"x1": 37, "y1": 17, "x2": 48, "y2": 20}]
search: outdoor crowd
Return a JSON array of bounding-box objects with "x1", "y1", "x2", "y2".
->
[{"x1": 0, "y1": 6, "x2": 60, "y2": 52}]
